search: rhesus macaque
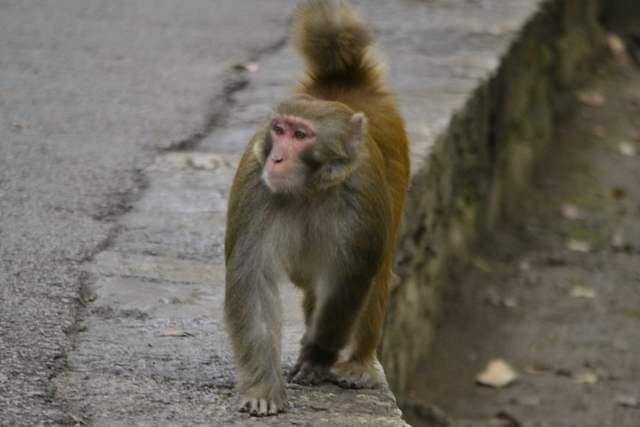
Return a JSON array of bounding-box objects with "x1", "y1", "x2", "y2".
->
[{"x1": 224, "y1": 0, "x2": 410, "y2": 416}]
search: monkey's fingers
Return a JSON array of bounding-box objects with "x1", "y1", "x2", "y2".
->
[
  {"x1": 239, "y1": 397, "x2": 283, "y2": 416},
  {"x1": 289, "y1": 361, "x2": 331, "y2": 386}
]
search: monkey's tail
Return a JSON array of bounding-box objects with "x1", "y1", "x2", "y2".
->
[{"x1": 293, "y1": 0, "x2": 382, "y2": 85}]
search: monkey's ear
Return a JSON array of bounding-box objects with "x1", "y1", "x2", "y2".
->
[{"x1": 349, "y1": 112, "x2": 368, "y2": 149}]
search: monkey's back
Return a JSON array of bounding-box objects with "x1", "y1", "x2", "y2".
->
[
  {"x1": 298, "y1": 81, "x2": 410, "y2": 235},
  {"x1": 293, "y1": 0, "x2": 410, "y2": 230}
]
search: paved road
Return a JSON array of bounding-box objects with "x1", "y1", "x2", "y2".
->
[{"x1": 0, "y1": 1, "x2": 294, "y2": 424}]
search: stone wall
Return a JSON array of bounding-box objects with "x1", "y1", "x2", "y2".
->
[{"x1": 382, "y1": 0, "x2": 607, "y2": 395}]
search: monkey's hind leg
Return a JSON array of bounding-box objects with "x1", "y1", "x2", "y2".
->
[
  {"x1": 331, "y1": 262, "x2": 391, "y2": 389},
  {"x1": 332, "y1": 356, "x2": 386, "y2": 389}
]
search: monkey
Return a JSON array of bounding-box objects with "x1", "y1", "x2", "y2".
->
[{"x1": 224, "y1": 0, "x2": 410, "y2": 417}]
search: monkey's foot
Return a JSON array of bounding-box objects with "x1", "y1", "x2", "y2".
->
[
  {"x1": 331, "y1": 358, "x2": 385, "y2": 389},
  {"x1": 288, "y1": 360, "x2": 332, "y2": 386},
  {"x1": 239, "y1": 385, "x2": 286, "y2": 416}
]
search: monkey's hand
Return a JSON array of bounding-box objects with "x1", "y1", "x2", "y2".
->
[
  {"x1": 288, "y1": 352, "x2": 333, "y2": 386},
  {"x1": 239, "y1": 384, "x2": 287, "y2": 416},
  {"x1": 288, "y1": 340, "x2": 338, "y2": 385}
]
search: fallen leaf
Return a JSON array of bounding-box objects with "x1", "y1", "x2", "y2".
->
[
  {"x1": 484, "y1": 290, "x2": 518, "y2": 309},
  {"x1": 476, "y1": 359, "x2": 518, "y2": 388},
  {"x1": 160, "y1": 329, "x2": 194, "y2": 338},
  {"x1": 472, "y1": 257, "x2": 492, "y2": 273},
  {"x1": 619, "y1": 142, "x2": 636, "y2": 156},
  {"x1": 574, "y1": 371, "x2": 598, "y2": 384},
  {"x1": 610, "y1": 231, "x2": 630, "y2": 251},
  {"x1": 12, "y1": 120, "x2": 31, "y2": 130},
  {"x1": 233, "y1": 62, "x2": 259, "y2": 73},
  {"x1": 488, "y1": 411, "x2": 522, "y2": 427},
  {"x1": 615, "y1": 394, "x2": 640, "y2": 408},
  {"x1": 608, "y1": 34, "x2": 627, "y2": 55},
  {"x1": 518, "y1": 260, "x2": 531, "y2": 272},
  {"x1": 576, "y1": 90, "x2": 605, "y2": 107},
  {"x1": 503, "y1": 296, "x2": 518, "y2": 308},
  {"x1": 561, "y1": 203, "x2": 585, "y2": 220},
  {"x1": 570, "y1": 286, "x2": 596, "y2": 299},
  {"x1": 567, "y1": 239, "x2": 591, "y2": 253},
  {"x1": 484, "y1": 289, "x2": 501, "y2": 306}
]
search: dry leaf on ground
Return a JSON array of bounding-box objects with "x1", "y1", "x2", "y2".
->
[
  {"x1": 607, "y1": 34, "x2": 627, "y2": 54},
  {"x1": 573, "y1": 371, "x2": 598, "y2": 384},
  {"x1": 233, "y1": 62, "x2": 259, "y2": 73},
  {"x1": 576, "y1": 90, "x2": 605, "y2": 107},
  {"x1": 160, "y1": 329, "x2": 194, "y2": 337},
  {"x1": 561, "y1": 203, "x2": 585, "y2": 220},
  {"x1": 615, "y1": 394, "x2": 640, "y2": 408},
  {"x1": 476, "y1": 359, "x2": 518, "y2": 388},
  {"x1": 472, "y1": 257, "x2": 492, "y2": 273},
  {"x1": 570, "y1": 286, "x2": 596, "y2": 299},
  {"x1": 619, "y1": 142, "x2": 636, "y2": 157},
  {"x1": 607, "y1": 34, "x2": 632, "y2": 65},
  {"x1": 610, "y1": 231, "x2": 626, "y2": 250},
  {"x1": 567, "y1": 239, "x2": 592, "y2": 253},
  {"x1": 484, "y1": 290, "x2": 519, "y2": 309}
]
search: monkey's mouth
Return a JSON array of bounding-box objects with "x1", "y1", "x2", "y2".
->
[{"x1": 262, "y1": 169, "x2": 303, "y2": 195}]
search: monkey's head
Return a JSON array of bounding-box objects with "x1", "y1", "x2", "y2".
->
[{"x1": 254, "y1": 95, "x2": 368, "y2": 196}]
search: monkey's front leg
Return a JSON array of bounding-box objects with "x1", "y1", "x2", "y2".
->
[
  {"x1": 224, "y1": 260, "x2": 286, "y2": 416},
  {"x1": 288, "y1": 270, "x2": 373, "y2": 386}
]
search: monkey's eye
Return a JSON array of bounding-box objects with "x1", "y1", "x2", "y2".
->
[
  {"x1": 294, "y1": 129, "x2": 307, "y2": 140},
  {"x1": 272, "y1": 123, "x2": 285, "y2": 135}
]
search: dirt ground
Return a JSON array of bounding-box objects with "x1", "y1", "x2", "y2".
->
[{"x1": 407, "y1": 54, "x2": 640, "y2": 426}]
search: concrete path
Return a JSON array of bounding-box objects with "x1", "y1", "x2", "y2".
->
[{"x1": 0, "y1": 0, "x2": 543, "y2": 425}]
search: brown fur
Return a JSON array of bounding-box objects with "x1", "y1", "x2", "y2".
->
[
  {"x1": 294, "y1": 0, "x2": 410, "y2": 366},
  {"x1": 224, "y1": 0, "x2": 410, "y2": 416}
]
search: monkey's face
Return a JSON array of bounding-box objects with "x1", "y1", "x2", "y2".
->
[
  {"x1": 259, "y1": 98, "x2": 366, "y2": 196},
  {"x1": 261, "y1": 114, "x2": 318, "y2": 195}
]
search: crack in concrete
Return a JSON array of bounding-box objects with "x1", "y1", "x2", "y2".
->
[
  {"x1": 163, "y1": 35, "x2": 289, "y2": 153},
  {"x1": 52, "y1": 34, "x2": 293, "y2": 424}
]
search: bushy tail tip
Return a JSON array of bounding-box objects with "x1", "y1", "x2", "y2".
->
[{"x1": 293, "y1": 0, "x2": 378, "y2": 83}]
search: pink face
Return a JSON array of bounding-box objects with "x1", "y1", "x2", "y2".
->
[{"x1": 263, "y1": 115, "x2": 317, "y2": 192}]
